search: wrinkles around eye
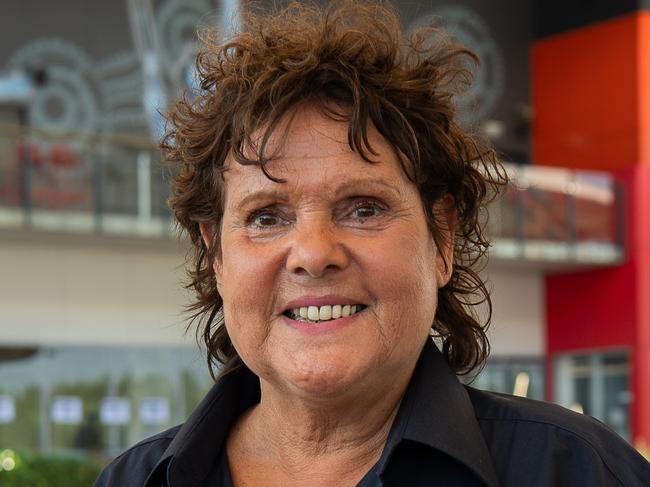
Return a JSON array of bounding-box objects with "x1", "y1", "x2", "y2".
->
[{"x1": 243, "y1": 199, "x2": 395, "y2": 234}]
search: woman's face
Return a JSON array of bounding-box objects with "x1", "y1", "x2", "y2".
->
[{"x1": 207, "y1": 106, "x2": 452, "y2": 401}]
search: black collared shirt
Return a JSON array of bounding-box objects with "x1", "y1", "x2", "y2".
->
[{"x1": 94, "y1": 340, "x2": 650, "y2": 486}]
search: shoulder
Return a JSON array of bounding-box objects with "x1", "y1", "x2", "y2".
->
[
  {"x1": 92, "y1": 425, "x2": 181, "y2": 487},
  {"x1": 466, "y1": 385, "x2": 619, "y2": 442},
  {"x1": 465, "y1": 387, "x2": 650, "y2": 487}
]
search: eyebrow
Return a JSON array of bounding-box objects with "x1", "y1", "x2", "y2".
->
[
  {"x1": 235, "y1": 189, "x2": 290, "y2": 210},
  {"x1": 333, "y1": 178, "x2": 403, "y2": 198},
  {"x1": 234, "y1": 177, "x2": 403, "y2": 210}
]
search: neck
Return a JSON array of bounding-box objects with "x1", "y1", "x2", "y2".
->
[{"x1": 228, "y1": 367, "x2": 413, "y2": 485}]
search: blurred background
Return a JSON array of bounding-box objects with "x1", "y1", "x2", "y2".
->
[{"x1": 1, "y1": 0, "x2": 649, "y2": 484}]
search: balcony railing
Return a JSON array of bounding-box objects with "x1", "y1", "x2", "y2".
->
[
  {"x1": 488, "y1": 164, "x2": 624, "y2": 266},
  {"x1": 0, "y1": 124, "x2": 172, "y2": 238},
  {"x1": 0, "y1": 125, "x2": 625, "y2": 267}
]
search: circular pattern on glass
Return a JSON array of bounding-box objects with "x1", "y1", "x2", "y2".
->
[
  {"x1": 410, "y1": 6, "x2": 505, "y2": 123},
  {"x1": 156, "y1": 0, "x2": 210, "y2": 71},
  {"x1": 8, "y1": 39, "x2": 98, "y2": 133}
]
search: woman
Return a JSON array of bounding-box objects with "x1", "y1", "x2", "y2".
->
[{"x1": 95, "y1": 1, "x2": 649, "y2": 486}]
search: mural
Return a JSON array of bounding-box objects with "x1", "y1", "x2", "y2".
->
[
  {"x1": 2, "y1": 0, "x2": 217, "y2": 136},
  {"x1": 0, "y1": 0, "x2": 529, "y2": 216},
  {"x1": 8, "y1": 39, "x2": 144, "y2": 134},
  {"x1": 411, "y1": 5, "x2": 505, "y2": 124}
]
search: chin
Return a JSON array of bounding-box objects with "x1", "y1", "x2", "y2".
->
[{"x1": 282, "y1": 353, "x2": 368, "y2": 400}]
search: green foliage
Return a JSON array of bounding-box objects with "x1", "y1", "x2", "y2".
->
[{"x1": 0, "y1": 451, "x2": 101, "y2": 487}]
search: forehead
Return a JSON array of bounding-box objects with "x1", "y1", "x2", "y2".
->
[{"x1": 222, "y1": 106, "x2": 409, "y2": 200}]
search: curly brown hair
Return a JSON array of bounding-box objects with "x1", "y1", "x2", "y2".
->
[{"x1": 163, "y1": 0, "x2": 507, "y2": 379}]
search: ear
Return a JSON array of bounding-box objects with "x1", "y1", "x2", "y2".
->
[
  {"x1": 199, "y1": 222, "x2": 223, "y2": 282},
  {"x1": 433, "y1": 194, "x2": 456, "y2": 289}
]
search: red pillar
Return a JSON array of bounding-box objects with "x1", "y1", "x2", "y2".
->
[{"x1": 533, "y1": 11, "x2": 650, "y2": 448}]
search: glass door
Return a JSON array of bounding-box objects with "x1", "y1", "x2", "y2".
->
[{"x1": 554, "y1": 351, "x2": 630, "y2": 441}]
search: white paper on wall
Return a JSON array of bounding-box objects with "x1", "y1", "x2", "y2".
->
[
  {"x1": 99, "y1": 397, "x2": 131, "y2": 425},
  {"x1": 139, "y1": 397, "x2": 170, "y2": 425},
  {"x1": 51, "y1": 396, "x2": 83, "y2": 424},
  {"x1": 0, "y1": 395, "x2": 16, "y2": 423}
]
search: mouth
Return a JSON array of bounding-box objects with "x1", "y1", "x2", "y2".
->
[{"x1": 283, "y1": 304, "x2": 367, "y2": 324}]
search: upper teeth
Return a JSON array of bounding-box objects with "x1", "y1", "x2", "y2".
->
[{"x1": 290, "y1": 304, "x2": 361, "y2": 322}]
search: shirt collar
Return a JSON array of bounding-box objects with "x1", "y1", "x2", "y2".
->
[
  {"x1": 146, "y1": 339, "x2": 499, "y2": 487},
  {"x1": 145, "y1": 366, "x2": 259, "y2": 486},
  {"x1": 375, "y1": 339, "x2": 500, "y2": 487}
]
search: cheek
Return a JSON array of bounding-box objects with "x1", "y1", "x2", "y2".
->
[
  {"x1": 219, "y1": 258, "x2": 265, "y2": 362},
  {"x1": 219, "y1": 236, "x2": 273, "y2": 303},
  {"x1": 397, "y1": 226, "x2": 438, "y2": 292},
  {"x1": 370, "y1": 227, "x2": 439, "y2": 328},
  {"x1": 216, "y1": 235, "x2": 285, "y2": 346}
]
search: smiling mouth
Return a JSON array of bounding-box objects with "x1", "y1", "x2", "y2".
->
[{"x1": 283, "y1": 304, "x2": 367, "y2": 324}]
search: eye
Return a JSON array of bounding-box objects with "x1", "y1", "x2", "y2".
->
[
  {"x1": 349, "y1": 200, "x2": 383, "y2": 220},
  {"x1": 247, "y1": 208, "x2": 287, "y2": 229}
]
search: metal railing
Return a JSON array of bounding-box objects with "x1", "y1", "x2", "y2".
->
[
  {"x1": 0, "y1": 125, "x2": 625, "y2": 265},
  {"x1": 0, "y1": 124, "x2": 172, "y2": 238},
  {"x1": 488, "y1": 164, "x2": 625, "y2": 265}
]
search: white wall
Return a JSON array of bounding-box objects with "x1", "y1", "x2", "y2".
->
[
  {"x1": 0, "y1": 236, "x2": 546, "y2": 357},
  {"x1": 484, "y1": 267, "x2": 546, "y2": 357},
  {"x1": 0, "y1": 236, "x2": 193, "y2": 347}
]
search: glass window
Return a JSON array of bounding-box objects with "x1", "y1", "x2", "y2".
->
[
  {"x1": 465, "y1": 357, "x2": 545, "y2": 401},
  {"x1": 554, "y1": 350, "x2": 630, "y2": 441},
  {"x1": 0, "y1": 346, "x2": 213, "y2": 464}
]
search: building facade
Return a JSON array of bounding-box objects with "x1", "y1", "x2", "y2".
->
[{"x1": 0, "y1": 0, "x2": 647, "y2": 473}]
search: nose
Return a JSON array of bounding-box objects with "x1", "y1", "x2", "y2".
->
[{"x1": 286, "y1": 217, "x2": 349, "y2": 278}]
